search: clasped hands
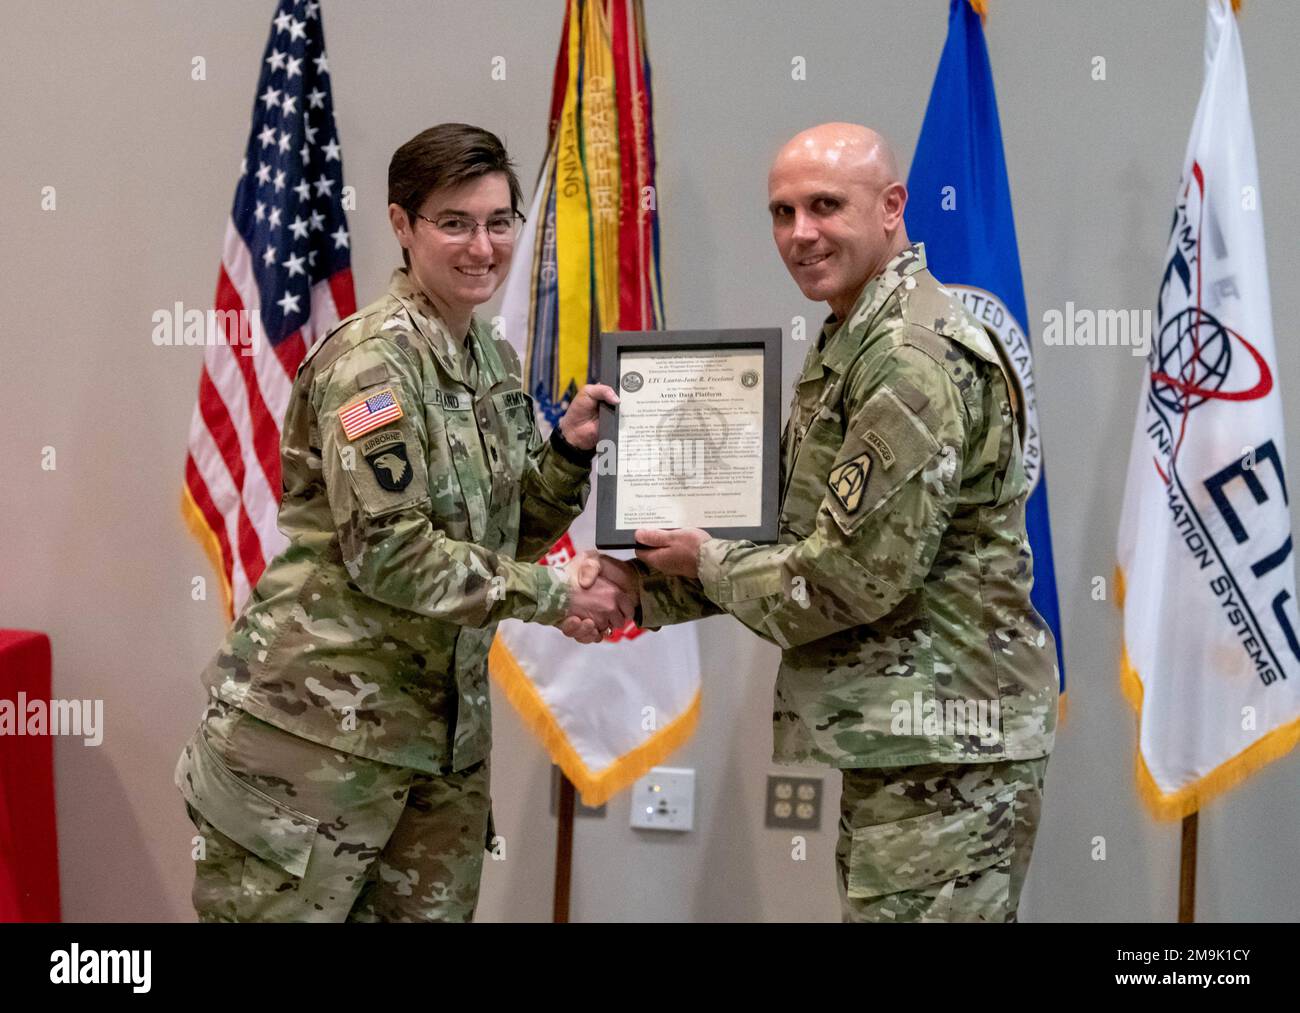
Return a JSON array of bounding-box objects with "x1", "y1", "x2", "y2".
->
[
  {"x1": 549, "y1": 386, "x2": 711, "y2": 642},
  {"x1": 558, "y1": 528, "x2": 712, "y2": 644}
]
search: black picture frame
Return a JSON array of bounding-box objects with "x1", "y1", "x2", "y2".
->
[{"x1": 595, "y1": 328, "x2": 782, "y2": 549}]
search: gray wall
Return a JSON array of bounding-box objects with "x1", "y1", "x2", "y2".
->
[{"x1": 1, "y1": 0, "x2": 1296, "y2": 922}]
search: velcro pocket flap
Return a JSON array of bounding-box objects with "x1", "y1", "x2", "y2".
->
[
  {"x1": 175, "y1": 730, "x2": 319, "y2": 879},
  {"x1": 847, "y1": 799, "x2": 1010, "y2": 899},
  {"x1": 825, "y1": 386, "x2": 939, "y2": 538}
]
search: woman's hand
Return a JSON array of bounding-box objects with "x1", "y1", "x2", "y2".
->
[
  {"x1": 556, "y1": 384, "x2": 620, "y2": 451},
  {"x1": 559, "y1": 551, "x2": 640, "y2": 643}
]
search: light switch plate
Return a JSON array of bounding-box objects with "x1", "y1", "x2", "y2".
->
[
  {"x1": 629, "y1": 767, "x2": 695, "y2": 831},
  {"x1": 764, "y1": 774, "x2": 823, "y2": 831}
]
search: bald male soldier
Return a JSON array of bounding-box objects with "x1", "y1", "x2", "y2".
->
[{"x1": 613, "y1": 124, "x2": 1058, "y2": 922}]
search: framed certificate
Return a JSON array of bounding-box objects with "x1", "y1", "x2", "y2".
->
[{"x1": 595, "y1": 328, "x2": 782, "y2": 549}]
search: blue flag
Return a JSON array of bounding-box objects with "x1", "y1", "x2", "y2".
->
[{"x1": 905, "y1": 0, "x2": 1065, "y2": 690}]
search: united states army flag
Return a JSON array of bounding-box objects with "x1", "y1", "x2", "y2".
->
[
  {"x1": 488, "y1": 0, "x2": 702, "y2": 807},
  {"x1": 1117, "y1": 0, "x2": 1300, "y2": 819}
]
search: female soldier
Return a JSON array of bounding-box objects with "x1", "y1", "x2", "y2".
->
[{"x1": 175, "y1": 123, "x2": 633, "y2": 922}]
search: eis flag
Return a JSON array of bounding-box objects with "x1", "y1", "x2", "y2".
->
[{"x1": 1117, "y1": 0, "x2": 1300, "y2": 819}]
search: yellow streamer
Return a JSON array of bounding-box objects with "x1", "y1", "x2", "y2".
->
[
  {"x1": 581, "y1": 0, "x2": 621, "y2": 333},
  {"x1": 555, "y1": 0, "x2": 593, "y2": 396}
]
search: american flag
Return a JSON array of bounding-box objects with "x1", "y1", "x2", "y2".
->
[
  {"x1": 338, "y1": 388, "x2": 402, "y2": 441},
  {"x1": 183, "y1": 0, "x2": 355, "y2": 618}
]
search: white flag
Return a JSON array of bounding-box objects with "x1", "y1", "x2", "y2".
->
[
  {"x1": 488, "y1": 163, "x2": 703, "y2": 809},
  {"x1": 1117, "y1": 0, "x2": 1300, "y2": 819}
]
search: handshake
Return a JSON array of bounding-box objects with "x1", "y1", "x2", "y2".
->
[
  {"x1": 554, "y1": 527, "x2": 712, "y2": 644},
  {"x1": 558, "y1": 550, "x2": 641, "y2": 644}
]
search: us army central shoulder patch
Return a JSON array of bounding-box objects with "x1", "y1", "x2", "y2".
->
[
  {"x1": 828, "y1": 452, "x2": 871, "y2": 513},
  {"x1": 365, "y1": 442, "x2": 413, "y2": 492}
]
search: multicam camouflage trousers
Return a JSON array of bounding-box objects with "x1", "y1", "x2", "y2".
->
[
  {"x1": 174, "y1": 698, "x2": 491, "y2": 922},
  {"x1": 835, "y1": 757, "x2": 1049, "y2": 922}
]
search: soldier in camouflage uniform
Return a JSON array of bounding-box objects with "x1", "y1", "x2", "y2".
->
[
  {"x1": 608, "y1": 124, "x2": 1057, "y2": 921},
  {"x1": 176, "y1": 124, "x2": 632, "y2": 922}
]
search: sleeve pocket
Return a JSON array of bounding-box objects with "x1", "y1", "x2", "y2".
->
[
  {"x1": 825, "y1": 385, "x2": 939, "y2": 538},
  {"x1": 846, "y1": 799, "x2": 1010, "y2": 902}
]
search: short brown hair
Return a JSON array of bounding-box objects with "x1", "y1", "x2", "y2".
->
[{"x1": 388, "y1": 123, "x2": 523, "y2": 267}]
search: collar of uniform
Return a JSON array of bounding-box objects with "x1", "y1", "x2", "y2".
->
[
  {"x1": 793, "y1": 316, "x2": 839, "y2": 385},
  {"x1": 465, "y1": 315, "x2": 509, "y2": 389},
  {"x1": 818, "y1": 242, "x2": 928, "y2": 376},
  {"x1": 386, "y1": 267, "x2": 472, "y2": 386}
]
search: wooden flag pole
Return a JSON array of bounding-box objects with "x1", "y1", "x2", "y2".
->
[
  {"x1": 552, "y1": 773, "x2": 576, "y2": 923},
  {"x1": 1178, "y1": 813, "x2": 1198, "y2": 922}
]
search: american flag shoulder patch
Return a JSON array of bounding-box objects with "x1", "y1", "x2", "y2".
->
[{"x1": 338, "y1": 387, "x2": 403, "y2": 441}]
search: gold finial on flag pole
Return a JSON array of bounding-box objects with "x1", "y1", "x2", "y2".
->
[
  {"x1": 968, "y1": 0, "x2": 989, "y2": 20},
  {"x1": 1231, "y1": 0, "x2": 1242, "y2": 14}
]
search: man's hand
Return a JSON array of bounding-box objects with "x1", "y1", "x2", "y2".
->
[
  {"x1": 634, "y1": 528, "x2": 711, "y2": 579},
  {"x1": 573, "y1": 550, "x2": 639, "y2": 595},
  {"x1": 559, "y1": 551, "x2": 640, "y2": 643},
  {"x1": 557, "y1": 383, "x2": 619, "y2": 451}
]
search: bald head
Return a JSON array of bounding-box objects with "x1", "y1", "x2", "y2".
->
[
  {"x1": 767, "y1": 123, "x2": 911, "y2": 318},
  {"x1": 770, "y1": 123, "x2": 902, "y2": 193}
]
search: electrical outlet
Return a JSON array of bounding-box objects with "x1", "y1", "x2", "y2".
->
[
  {"x1": 629, "y1": 767, "x2": 694, "y2": 831},
  {"x1": 765, "y1": 774, "x2": 822, "y2": 830}
]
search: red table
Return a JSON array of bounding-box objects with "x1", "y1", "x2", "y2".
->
[{"x1": 0, "y1": 630, "x2": 61, "y2": 921}]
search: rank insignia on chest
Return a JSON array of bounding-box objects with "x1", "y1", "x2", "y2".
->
[
  {"x1": 339, "y1": 387, "x2": 403, "y2": 440},
  {"x1": 828, "y1": 452, "x2": 871, "y2": 513},
  {"x1": 365, "y1": 441, "x2": 413, "y2": 492}
]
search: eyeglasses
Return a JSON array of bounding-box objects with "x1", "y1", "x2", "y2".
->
[{"x1": 411, "y1": 210, "x2": 525, "y2": 244}]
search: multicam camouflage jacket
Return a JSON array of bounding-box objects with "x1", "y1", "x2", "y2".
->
[
  {"x1": 637, "y1": 244, "x2": 1058, "y2": 767},
  {"x1": 200, "y1": 268, "x2": 590, "y2": 773}
]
